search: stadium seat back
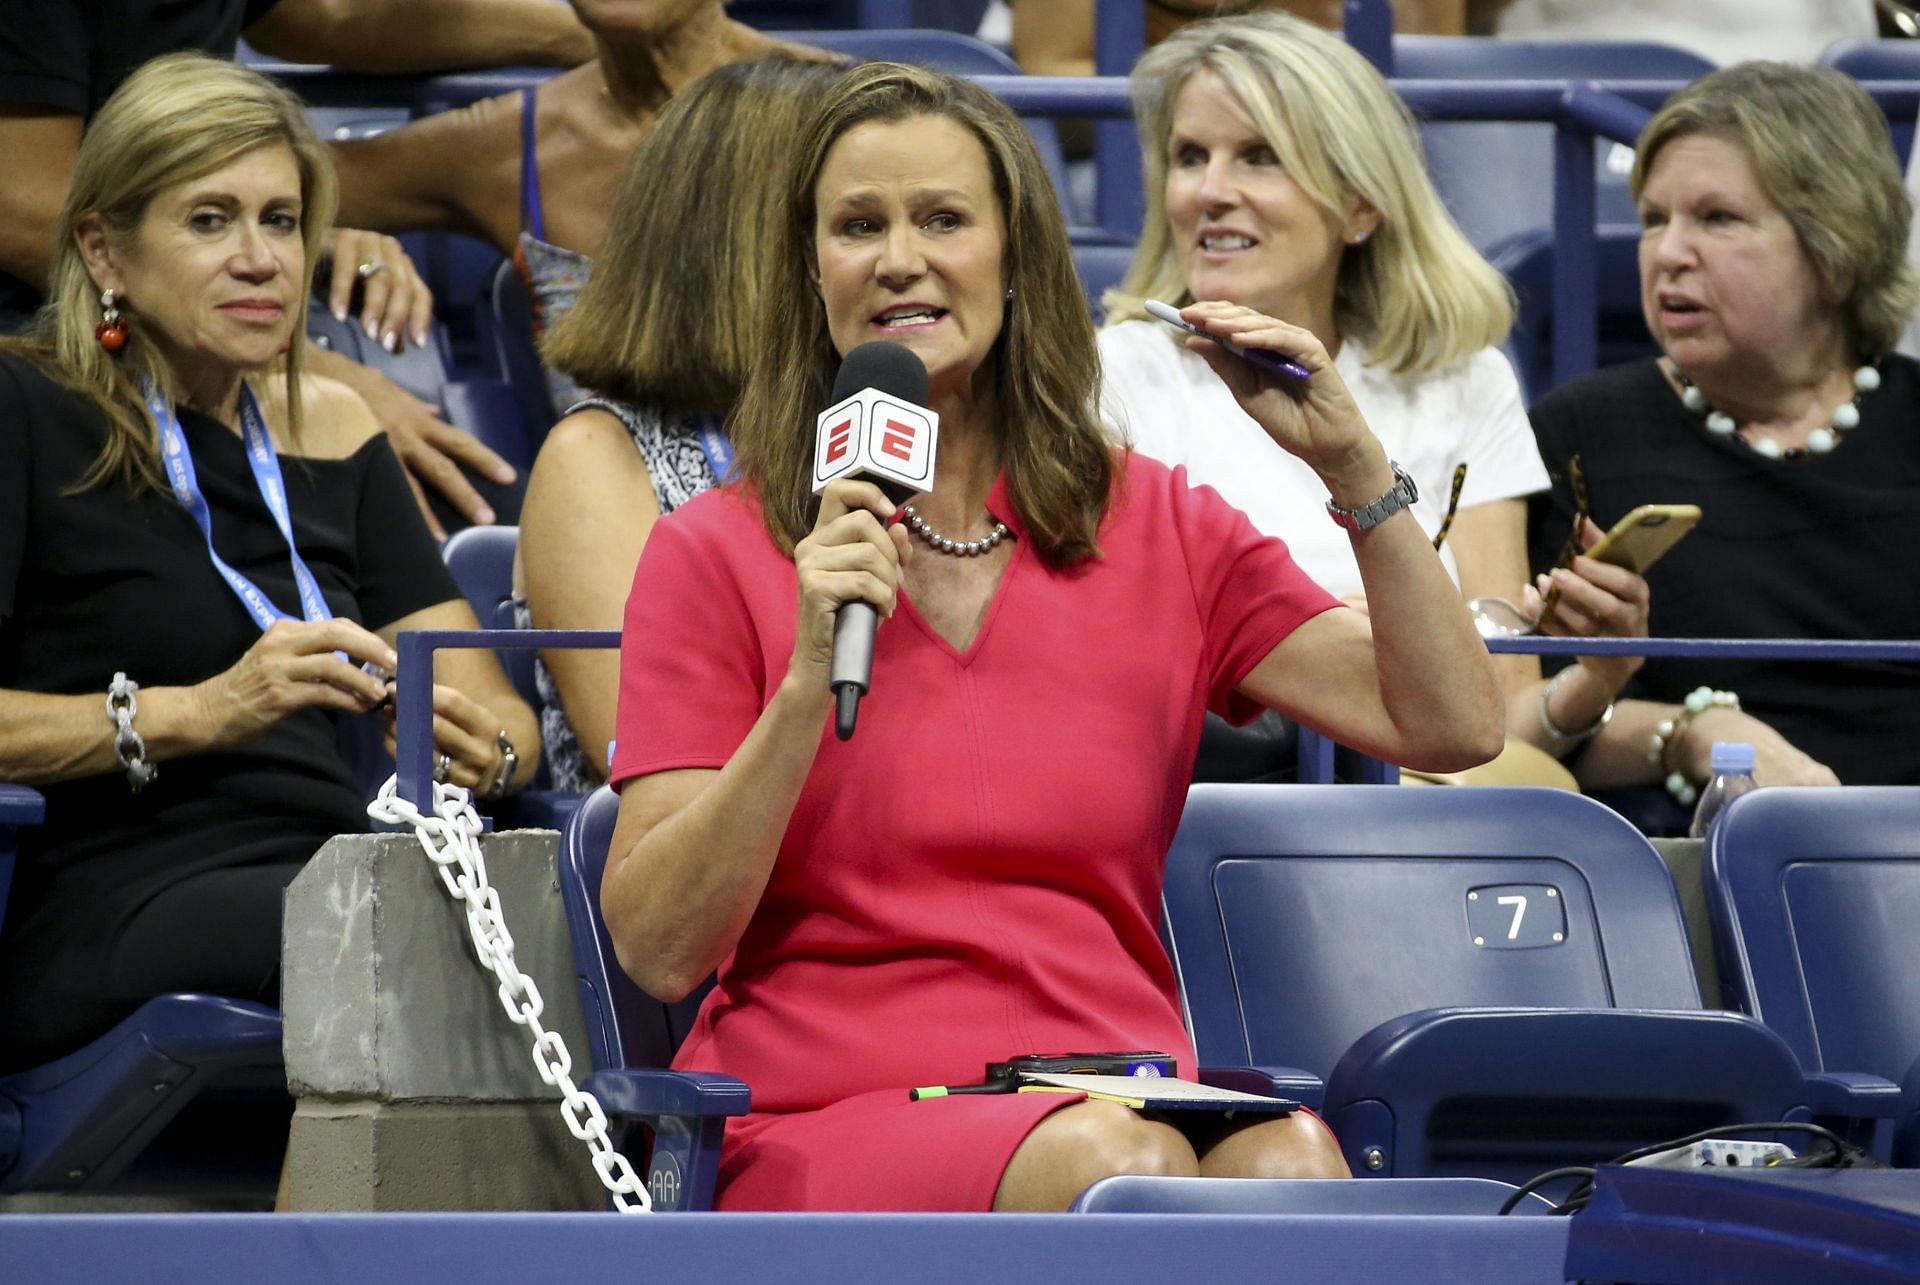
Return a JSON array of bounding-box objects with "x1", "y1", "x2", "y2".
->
[
  {"x1": 1164, "y1": 785, "x2": 1700, "y2": 1076},
  {"x1": 557, "y1": 786, "x2": 709, "y2": 1074},
  {"x1": 1821, "y1": 40, "x2": 1918, "y2": 164},
  {"x1": 774, "y1": 28, "x2": 1077, "y2": 222},
  {"x1": 1392, "y1": 37, "x2": 1714, "y2": 252},
  {"x1": 1707, "y1": 788, "x2": 1920, "y2": 1083}
]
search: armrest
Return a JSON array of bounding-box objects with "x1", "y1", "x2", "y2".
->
[
  {"x1": 1323, "y1": 1008, "x2": 1810, "y2": 1178},
  {"x1": 1198, "y1": 1065, "x2": 1325, "y2": 1111},
  {"x1": 0, "y1": 784, "x2": 49, "y2": 950},
  {"x1": 583, "y1": 1067, "x2": 750, "y2": 1120},
  {"x1": 1804, "y1": 1071, "x2": 1902, "y2": 1120}
]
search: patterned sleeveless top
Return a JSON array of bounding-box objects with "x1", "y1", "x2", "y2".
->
[{"x1": 513, "y1": 399, "x2": 727, "y2": 793}]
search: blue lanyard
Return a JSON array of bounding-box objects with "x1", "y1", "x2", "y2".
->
[
  {"x1": 692, "y1": 414, "x2": 733, "y2": 480},
  {"x1": 149, "y1": 380, "x2": 334, "y2": 632}
]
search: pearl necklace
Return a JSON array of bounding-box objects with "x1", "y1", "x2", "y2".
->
[
  {"x1": 903, "y1": 504, "x2": 1010, "y2": 557},
  {"x1": 1676, "y1": 363, "x2": 1881, "y2": 459}
]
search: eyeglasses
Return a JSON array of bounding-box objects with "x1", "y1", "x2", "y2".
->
[
  {"x1": 1540, "y1": 454, "x2": 1591, "y2": 620},
  {"x1": 1431, "y1": 463, "x2": 1468, "y2": 553}
]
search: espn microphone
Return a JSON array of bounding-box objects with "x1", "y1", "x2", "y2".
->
[{"x1": 810, "y1": 341, "x2": 939, "y2": 741}]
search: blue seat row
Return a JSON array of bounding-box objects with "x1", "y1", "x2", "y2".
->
[
  {"x1": 10, "y1": 754, "x2": 1920, "y2": 1205},
  {"x1": 552, "y1": 779, "x2": 1920, "y2": 1209}
]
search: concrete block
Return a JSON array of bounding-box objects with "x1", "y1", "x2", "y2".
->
[
  {"x1": 286, "y1": 1100, "x2": 604, "y2": 1212},
  {"x1": 283, "y1": 830, "x2": 592, "y2": 1103}
]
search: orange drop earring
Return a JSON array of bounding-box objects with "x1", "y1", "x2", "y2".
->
[{"x1": 95, "y1": 289, "x2": 127, "y2": 353}]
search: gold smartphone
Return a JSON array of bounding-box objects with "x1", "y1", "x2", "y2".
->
[{"x1": 1584, "y1": 504, "x2": 1703, "y2": 574}]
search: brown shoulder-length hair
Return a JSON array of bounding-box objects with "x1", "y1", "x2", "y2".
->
[
  {"x1": 1632, "y1": 61, "x2": 1918, "y2": 359},
  {"x1": 730, "y1": 61, "x2": 1114, "y2": 567},
  {"x1": 0, "y1": 52, "x2": 334, "y2": 494},
  {"x1": 541, "y1": 56, "x2": 846, "y2": 411}
]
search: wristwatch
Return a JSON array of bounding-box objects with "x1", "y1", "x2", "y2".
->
[
  {"x1": 480, "y1": 730, "x2": 519, "y2": 803},
  {"x1": 1325, "y1": 461, "x2": 1419, "y2": 533}
]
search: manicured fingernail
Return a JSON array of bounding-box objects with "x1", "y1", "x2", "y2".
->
[
  {"x1": 476, "y1": 506, "x2": 497, "y2": 525},
  {"x1": 364, "y1": 320, "x2": 379, "y2": 339},
  {"x1": 412, "y1": 325, "x2": 428, "y2": 345},
  {"x1": 384, "y1": 331, "x2": 401, "y2": 353},
  {"x1": 493, "y1": 465, "x2": 517, "y2": 484},
  {"x1": 333, "y1": 305, "x2": 347, "y2": 322}
]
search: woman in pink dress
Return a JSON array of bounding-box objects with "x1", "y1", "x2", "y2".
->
[{"x1": 600, "y1": 62, "x2": 1504, "y2": 1211}]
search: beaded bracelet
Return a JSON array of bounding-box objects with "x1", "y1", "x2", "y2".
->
[
  {"x1": 1647, "y1": 686, "x2": 1740, "y2": 806},
  {"x1": 107, "y1": 671, "x2": 157, "y2": 792},
  {"x1": 1538, "y1": 666, "x2": 1614, "y2": 758}
]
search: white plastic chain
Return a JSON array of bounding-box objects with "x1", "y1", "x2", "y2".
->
[{"x1": 368, "y1": 774, "x2": 651, "y2": 1213}]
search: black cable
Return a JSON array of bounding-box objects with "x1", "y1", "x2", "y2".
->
[{"x1": 1498, "y1": 1165, "x2": 1597, "y2": 1215}]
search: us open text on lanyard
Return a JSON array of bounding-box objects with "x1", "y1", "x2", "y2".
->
[
  {"x1": 148, "y1": 379, "x2": 337, "y2": 640},
  {"x1": 694, "y1": 416, "x2": 732, "y2": 481}
]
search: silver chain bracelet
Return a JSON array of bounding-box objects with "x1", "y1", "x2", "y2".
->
[{"x1": 106, "y1": 671, "x2": 158, "y2": 792}]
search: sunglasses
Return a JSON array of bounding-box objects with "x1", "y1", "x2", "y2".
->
[
  {"x1": 1431, "y1": 463, "x2": 1468, "y2": 553},
  {"x1": 1538, "y1": 454, "x2": 1591, "y2": 620}
]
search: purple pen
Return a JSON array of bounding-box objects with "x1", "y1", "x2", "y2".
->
[{"x1": 1145, "y1": 300, "x2": 1313, "y2": 384}]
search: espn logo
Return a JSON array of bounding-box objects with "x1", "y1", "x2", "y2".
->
[{"x1": 810, "y1": 388, "x2": 938, "y2": 497}]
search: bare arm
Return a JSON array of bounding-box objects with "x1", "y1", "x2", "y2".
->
[
  {"x1": 0, "y1": 108, "x2": 81, "y2": 293},
  {"x1": 518, "y1": 409, "x2": 663, "y2": 783},
  {"x1": 1175, "y1": 301, "x2": 1503, "y2": 769},
  {"x1": 329, "y1": 98, "x2": 516, "y2": 247},
  {"x1": 1011, "y1": 0, "x2": 1092, "y2": 75},
  {"x1": 1240, "y1": 492, "x2": 1506, "y2": 771},
  {"x1": 0, "y1": 618, "x2": 395, "y2": 787},
  {"x1": 1572, "y1": 698, "x2": 1839, "y2": 791},
  {"x1": 601, "y1": 480, "x2": 909, "y2": 1001},
  {"x1": 243, "y1": 0, "x2": 594, "y2": 72}
]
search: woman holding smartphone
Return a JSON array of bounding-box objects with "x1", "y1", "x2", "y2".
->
[{"x1": 1528, "y1": 63, "x2": 1919, "y2": 794}]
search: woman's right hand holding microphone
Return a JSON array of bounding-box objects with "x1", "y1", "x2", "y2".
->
[{"x1": 786, "y1": 478, "x2": 911, "y2": 699}]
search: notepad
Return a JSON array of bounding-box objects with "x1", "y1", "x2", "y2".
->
[{"x1": 1015, "y1": 1073, "x2": 1299, "y2": 1114}]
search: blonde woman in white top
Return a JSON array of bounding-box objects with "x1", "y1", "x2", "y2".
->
[{"x1": 1101, "y1": 11, "x2": 1641, "y2": 769}]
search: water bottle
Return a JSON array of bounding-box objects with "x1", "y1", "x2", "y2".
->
[{"x1": 1688, "y1": 741, "x2": 1759, "y2": 839}]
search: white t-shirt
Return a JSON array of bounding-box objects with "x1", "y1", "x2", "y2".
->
[
  {"x1": 1494, "y1": 0, "x2": 1874, "y2": 67},
  {"x1": 1098, "y1": 320, "x2": 1550, "y2": 600}
]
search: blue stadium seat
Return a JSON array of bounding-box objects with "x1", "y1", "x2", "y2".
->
[
  {"x1": 1705, "y1": 788, "x2": 1918, "y2": 1162},
  {"x1": 1392, "y1": 37, "x2": 1714, "y2": 252},
  {"x1": 1821, "y1": 39, "x2": 1919, "y2": 164},
  {"x1": 775, "y1": 28, "x2": 1078, "y2": 224},
  {"x1": 439, "y1": 525, "x2": 583, "y2": 829},
  {"x1": 1486, "y1": 224, "x2": 1653, "y2": 404},
  {"x1": 1074, "y1": 1174, "x2": 1551, "y2": 1214},
  {"x1": 1162, "y1": 784, "x2": 1812, "y2": 1184},
  {"x1": 0, "y1": 996, "x2": 285, "y2": 1197},
  {"x1": 481, "y1": 256, "x2": 558, "y2": 458},
  {"x1": 1073, "y1": 243, "x2": 1136, "y2": 320},
  {"x1": 556, "y1": 785, "x2": 748, "y2": 1210},
  {"x1": 0, "y1": 783, "x2": 42, "y2": 936},
  {"x1": 1, "y1": 786, "x2": 284, "y2": 1198}
]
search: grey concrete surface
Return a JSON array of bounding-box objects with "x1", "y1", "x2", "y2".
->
[{"x1": 283, "y1": 830, "x2": 612, "y2": 1211}]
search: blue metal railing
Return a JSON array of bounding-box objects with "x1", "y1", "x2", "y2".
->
[
  {"x1": 1304, "y1": 636, "x2": 1920, "y2": 788},
  {"x1": 265, "y1": 57, "x2": 1920, "y2": 391},
  {"x1": 393, "y1": 629, "x2": 617, "y2": 811},
  {"x1": 393, "y1": 630, "x2": 1920, "y2": 809}
]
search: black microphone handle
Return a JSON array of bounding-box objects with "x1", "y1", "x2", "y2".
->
[{"x1": 829, "y1": 599, "x2": 879, "y2": 740}]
